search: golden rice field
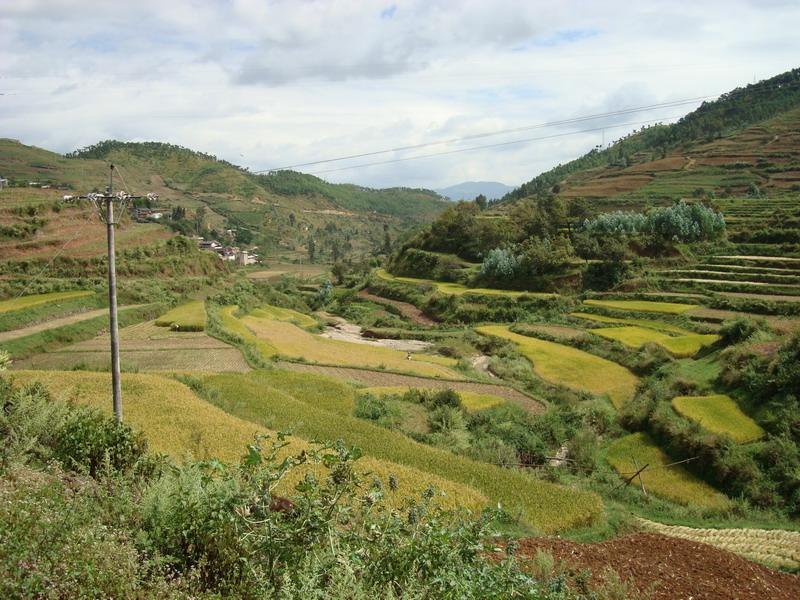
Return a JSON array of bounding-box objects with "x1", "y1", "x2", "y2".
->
[
  {"x1": 7, "y1": 370, "x2": 487, "y2": 512},
  {"x1": 583, "y1": 299, "x2": 699, "y2": 314},
  {"x1": 606, "y1": 432, "x2": 730, "y2": 510},
  {"x1": 218, "y1": 305, "x2": 278, "y2": 356},
  {"x1": 636, "y1": 518, "x2": 800, "y2": 570},
  {"x1": 250, "y1": 304, "x2": 318, "y2": 329},
  {"x1": 590, "y1": 326, "x2": 719, "y2": 358},
  {"x1": 232, "y1": 308, "x2": 461, "y2": 378},
  {"x1": 672, "y1": 395, "x2": 765, "y2": 443},
  {"x1": 356, "y1": 386, "x2": 506, "y2": 412},
  {"x1": 154, "y1": 300, "x2": 206, "y2": 331},
  {"x1": 477, "y1": 325, "x2": 638, "y2": 408},
  {"x1": 375, "y1": 269, "x2": 554, "y2": 299},
  {"x1": 570, "y1": 311, "x2": 693, "y2": 334},
  {"x1": 0, "y1": 290, "x2": 95, "y2": 314},
  {"x1": 200, "y1": 370, "x2": 603, "y2": 533}
]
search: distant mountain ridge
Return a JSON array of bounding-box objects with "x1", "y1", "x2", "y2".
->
[{"x1": 436, "y1": 181, "x2": 514, "y2": 201}]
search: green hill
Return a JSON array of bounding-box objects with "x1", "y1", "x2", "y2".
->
[
  {"x1": 0, "y1": 139, "x2": 449, "y2": 265},
  {"x1": 500, "y1": 67, "x2": 800, "y2": 206}
]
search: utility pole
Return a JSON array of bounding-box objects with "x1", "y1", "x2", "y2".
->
[
  {"x1": 65, "y1": 165, "x2": 157, "y2": 424},
  {"x1": 105, "y1": 164, "x2": 123, "y2": 423}
]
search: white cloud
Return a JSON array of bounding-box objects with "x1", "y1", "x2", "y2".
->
[{"x1": 0, "y1": 0, "x2": 798, "y2": 190}]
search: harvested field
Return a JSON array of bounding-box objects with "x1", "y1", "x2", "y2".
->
[
  {"x1": 250, "y1": 304, "x2": 318, "y2": 328},
  {"x1": 688, "y1": 307, "x2": 800, "y2": 333},
  {"x1": 477, "y1": 325, "x2": 638, "y2": 408},
  {"x1": 672, "y1": 394, "x2": 764, "y2": 443},
  {"x1": 510, "y1": 533, "x2": 800, "y2": 600},
  {"x1": 584, "y1": 298, "x2": 698, "y2": 314},
  {"x1": 718, "y1": 291, "x2": 800, "y2": 303},
  {"x1": 636, "y1": 519, "x2": 800, "y2": 571},
  {"x1": 357, "y1": 289, "x2": 438, "y2": 325},
  {"x1": 246, "y1": 263, "x2": 328, "y2": 281},
  {"x1": 279, "y1": 362, "x2": 544, "y2": 413},
  {"x1": 518, "y1": 323, "x2": 587, "y2": 341},
  {"x1": 13, "y1": 320, "x2": 251, "y2": 372},
  {"x1": 606, "y1": 432, "x2": 730, "y2": 509}
]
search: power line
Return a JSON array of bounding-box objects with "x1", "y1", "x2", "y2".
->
[
  {"x1": 307, "y1": 116, "x2": 681, "y2": 175},
  {"x1": 257, "y1": 96, "x2": 713, "y2": 172}
]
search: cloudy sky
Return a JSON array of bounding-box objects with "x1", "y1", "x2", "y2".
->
[{"x1": 2, "y1": 0, "x2": 798, "y2": 190}]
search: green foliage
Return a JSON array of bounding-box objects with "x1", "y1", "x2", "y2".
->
[{"x1": 53, "y1": 408, "x2": 148, "y2": 477}]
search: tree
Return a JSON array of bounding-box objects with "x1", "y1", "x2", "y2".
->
[
  {"x1": 474, "y1": 194, "x2": 488, "y2": 211},
  {"x1": 193, "y1": 206, "x2": 206, "y2": 235},
  {"x1": 307, "y1": 237, "x2": 316, "y2": 263},
  {"x1": 382, "y1": 224, "x2": 391, "y2": 254}
]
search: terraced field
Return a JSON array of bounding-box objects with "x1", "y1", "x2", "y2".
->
[
  {"x1": 571, "y1": 311, "x2": 692, "y2": 334},
  {"x1": 477, "y1": 325, "x2": 638, "y2": 408},
  {"x1": 356, "y1": 386, "x2": 507, "y2": 412},
  {"x1": 375, "y1": 269, "x2": 554, "y2": 298},
  {"x1": 7, "y1": 370, "x2": 487, "y2": 511},
  {"x1": 14, "y1": 320, "x2": 251, "y2": 372},
  {"x1": 226, "y1": 307, "x2": 461, "y2": 378},
  {"x1": 0, "y1": 290, "x2": 94, "y2": 314},
  {"x1": 672, "y1": 394, "x2": 765, "y2": 443},
  {"x1": 606, "y1": 432, "x2": 730, "y2": 510},
  {"x1": 199, "y1": 370, "x2": 603, "y2": 532},
  {"x1": 154, "y1": 300, "x2": 207, "y2": 331},
  {"x1": 278, "y1": 362, "x2": 544, "y2": 413},
  {"x1": 583, "y1": 299, "x2": 698, "y2": 314}
]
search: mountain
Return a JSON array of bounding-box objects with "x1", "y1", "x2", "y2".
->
[
  {"x1": 499, "y1": 67, "x2": 800, "y2": 206},
  {"x1": 0, "y1": 139, "x2": 450, "y2": 264},
  {"x1": 436, "y1": 181, "x2": 514, "y2": 201}
]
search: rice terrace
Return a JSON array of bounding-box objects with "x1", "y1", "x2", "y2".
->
[{"x1": 2, "y1": 7, "x2": 800, "y2": 598}]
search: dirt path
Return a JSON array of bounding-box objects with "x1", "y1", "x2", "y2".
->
[
  {"x1": 358, "y1": 289, "x2": 438, "y2": 326},
  {"x1": 279, "y1": 362, "x2": 544, "y2": 413},
  {"x1": 510, "y1": 533, "x2": 800, "y2": 600},
  {"x1": 0, "y1": 305, "x2": 145, "y2": 343}
]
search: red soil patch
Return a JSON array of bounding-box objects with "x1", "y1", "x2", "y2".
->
[{"x1": 513, "y1": 533, "x2": 800, "y2": 600}]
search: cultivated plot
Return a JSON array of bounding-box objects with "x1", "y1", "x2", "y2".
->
[
  {"x1": 477, "y1": 325, "x2": 638, "y2": 408},
  {"x1": 672, "y1": 394, "x2": 764, "y2": 443}
]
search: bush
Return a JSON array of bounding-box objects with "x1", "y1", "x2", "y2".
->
[{"x1": 53, "y1": 408, "x2": 148, "y2": 477}]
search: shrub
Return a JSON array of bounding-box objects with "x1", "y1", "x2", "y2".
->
[{"x1": 53, "y1": 408, "x2": 148, "y2": 477}]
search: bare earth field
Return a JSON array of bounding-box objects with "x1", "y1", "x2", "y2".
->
[
  {"x1": 13, "y1": 320, "x2": 250, "y2": 372},
  {"x1": 509, "y1": 533, "x2": 800, "y2": 600}
]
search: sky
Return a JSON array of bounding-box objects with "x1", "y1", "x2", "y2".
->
[{"x1": 1, "y1": 0, "x2": 799, "y2": 191}]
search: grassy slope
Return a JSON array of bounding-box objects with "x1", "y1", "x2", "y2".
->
[{"x1": 0, "y1": 291, "x2": 94, "y2": 314}]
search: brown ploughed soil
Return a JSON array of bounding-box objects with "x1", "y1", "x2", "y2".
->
[{"x1": 512, "y1": 533, "x2": 800, "y2": 600}]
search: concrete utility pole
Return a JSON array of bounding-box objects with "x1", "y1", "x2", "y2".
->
[
  {"x1": 65, "y1": 165, "x2": 157, "y2": 424},
  {"x1": 105, "y1": 164, "x2": 123, "y2": 422}
]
